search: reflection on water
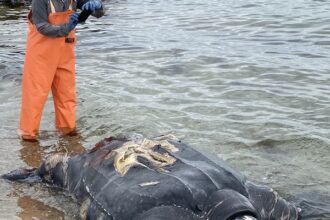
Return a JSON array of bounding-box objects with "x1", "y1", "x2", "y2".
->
[
  {"x1": 19, "y1": 142, "x2": 43, "y2": 168},
  {"x1": 18, "y1": 195, "x2": 65, "y2": 220},
  {"x1": 1, "y1": 0, "x2": 330, "y2": 219},
  {"x1": 19, "y1": 134, "x2": 85, "y2": 168},
  {"x1": 5, "y1": 183, "x2": 80, "y2": 220},
  {"x1": 0, "y1": 5, "x2": 28, "y2": 20}
]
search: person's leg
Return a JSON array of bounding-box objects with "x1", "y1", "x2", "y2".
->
[
  {"x1": 19, "y1": 58, "x2": 56, "y2": 141},
  {"x1": 52, "y1": 62, "x2": 76, "y2": 135}
]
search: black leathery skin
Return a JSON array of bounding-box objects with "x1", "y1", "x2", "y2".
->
[
  {"x1": 86, "y1": 201, "x2": 113, "y2": 220},
  {"x1": 133, "y1": 205, "x2": 201, "y2": 220},
  {"x1": 2, "y1": 136, "x2": 301, "y2": 220},
  {"x1": 205, "y1": 189, "x2": 258, "y2": 220}
]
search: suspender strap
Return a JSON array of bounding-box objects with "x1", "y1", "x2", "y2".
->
[
  {"x1": 49, "y1": 0, "x2": 56, "y2": 13},
  {"x1": 69, "y1": 0, "x2": 73, "y2": 10}
]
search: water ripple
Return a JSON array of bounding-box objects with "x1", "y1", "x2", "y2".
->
[{"x1": 1, "y1": 0, "x2": 330, "y2": 219}]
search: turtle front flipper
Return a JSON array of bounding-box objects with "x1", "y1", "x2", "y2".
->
[
  {"x1": 2, "y1": 153, "x2": 69, "y2": 186},
  {"x1": 1, "y1": 167, "x2": 41, "y2": 184}
]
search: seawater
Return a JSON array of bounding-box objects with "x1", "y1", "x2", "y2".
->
[{"x1": 0, "y1": 0, "x2": 329, "y2": 219}]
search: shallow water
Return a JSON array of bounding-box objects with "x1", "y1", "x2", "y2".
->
[{"x1": 0, "y1": 0, "x2": 330, "y2": 219}]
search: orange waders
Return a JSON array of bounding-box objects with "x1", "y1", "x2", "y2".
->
[{"x1": 18, "y1": 1, "x2": 77, "y2": 141}]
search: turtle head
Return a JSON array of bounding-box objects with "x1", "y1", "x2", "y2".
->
[{"x1": 37, "y1": 153, "x2": 70, "y2": 187}]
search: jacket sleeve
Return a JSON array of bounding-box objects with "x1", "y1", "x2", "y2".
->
[
  {"x1": 32, "y1": 0, "x2": 72, "y2": 37},
  {"x1": 77, "y1": 0, "x2": 105, "y2": 18}
]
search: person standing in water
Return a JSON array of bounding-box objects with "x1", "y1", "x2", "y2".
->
[{"x1": 17, "y1": 0, "x2": 105, "y2": 141}]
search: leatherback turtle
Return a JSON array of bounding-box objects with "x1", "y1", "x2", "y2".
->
[{"x1": 2, "y1": 134, "x2": 301, "y2": 220}]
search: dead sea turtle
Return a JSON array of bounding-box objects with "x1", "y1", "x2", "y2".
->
[{"x1": 2, "y1": 134, "x2": 301, "y2": 220}]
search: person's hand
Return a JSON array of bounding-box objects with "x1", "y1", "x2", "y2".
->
[
  {"x1": 82, "y1": 0, "x2": 102, "y2": 13},
  {"x1": 68, "y1": 12, "x2": 79, "y2": 31}
]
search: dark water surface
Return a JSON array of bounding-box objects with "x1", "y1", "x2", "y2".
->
[{"x1": 0, "y1": 0, "x2": 330, "y2": 219}]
